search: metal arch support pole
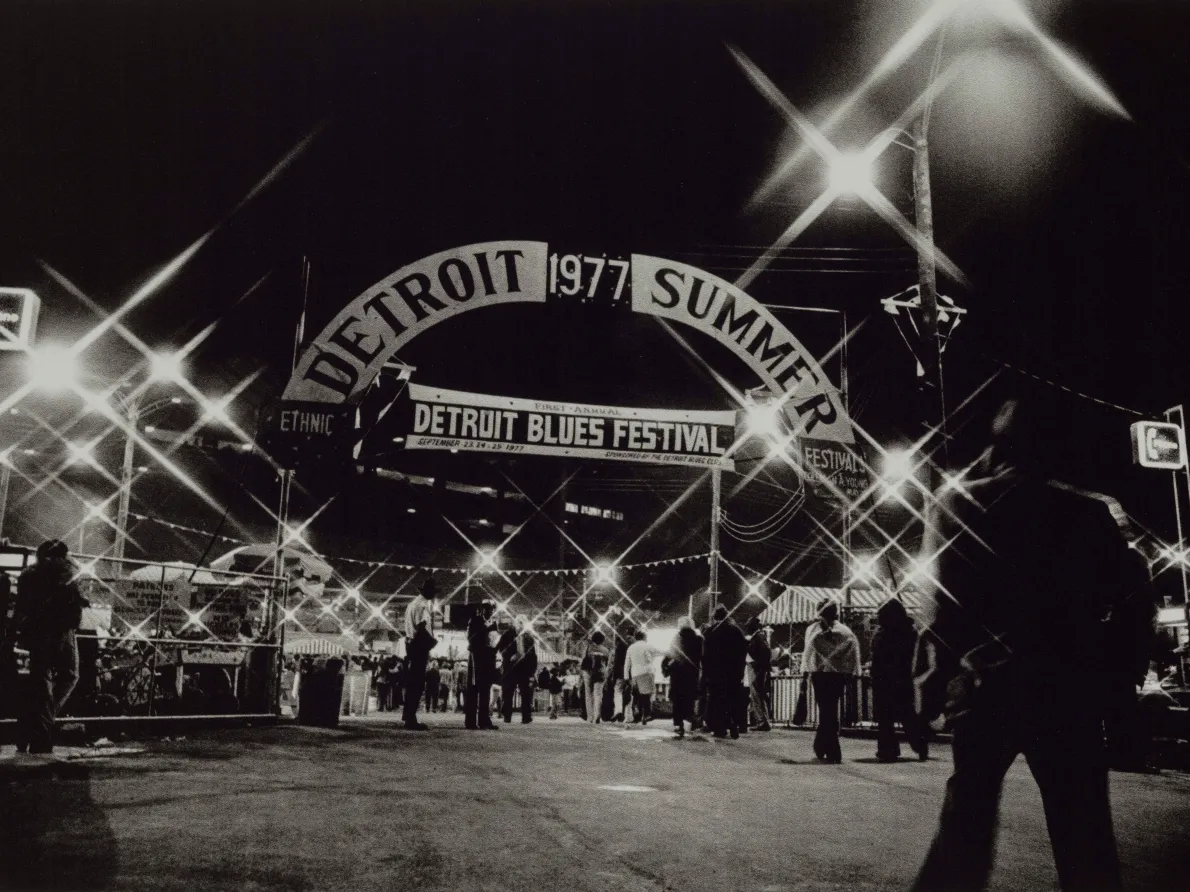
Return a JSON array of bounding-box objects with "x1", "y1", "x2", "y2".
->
[
  {"x1": 273, "y1": 469, "x2": 294, "y2": 581},
  {"x1": 709, "y1": 465, "x2": 722, "y2": 622},
  {"x1": 114, "y1": 398, "x2": 141, "y2": 568},
  {"x1": 146, "y1": 561, "x2": 167, "y2": 717}
]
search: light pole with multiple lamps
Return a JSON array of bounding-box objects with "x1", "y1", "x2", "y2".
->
[
  {"x1": 113, "y1": 390, "x2": 184, "y2": 562},
  {"x1": 22, "y1": 346, "x2": 196, "y2": 564}
]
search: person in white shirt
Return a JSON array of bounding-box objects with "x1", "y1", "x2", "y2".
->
[
  {"x1": 401, "y1": 577, "x2": 438, "y2": 730},
  {"x1": 801, "y1": 598, "x2": 860, "y2": 763},
  {"x1": 623, "y1": 629, "x2": 657, "y2": 725}
]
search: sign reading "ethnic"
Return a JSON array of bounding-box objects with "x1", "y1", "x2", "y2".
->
[{"x1": 406, "y1": 384, "x2": 736, "y2": 469}]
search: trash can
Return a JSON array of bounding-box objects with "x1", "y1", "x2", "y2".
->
[{"x1": 297, "y1": 658, "x2": 346, "y2": 728}]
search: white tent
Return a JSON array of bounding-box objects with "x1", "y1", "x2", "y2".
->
[
  {"x1": 210, "y1": 545, "x2": 333, "y2": 598},
  {"x1": 128, "y1": 561, "x2": 245, "y2": 587}
]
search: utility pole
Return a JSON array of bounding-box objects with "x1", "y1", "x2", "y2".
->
[
  {"x1": 708, "y1": 465, "x2": 722, "y2": 622},
  {"x1": 912, "y1": 113, "x2": 946, "y2": 489}
]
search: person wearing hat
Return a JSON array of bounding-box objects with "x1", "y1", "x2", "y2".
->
[
  {"x1": 801, "y1": 598, "x2": 860, "y2": 762},
  {"x1": 498, "y1": 614, "x2": 538, "y2": 723},
  {"x1": 12, "y1": 539, "x2": 87, "y2": 755},
  {"x1": 702, "y1": 604, "x2": 748, "y2": 739},
  {"x1": 464, "y1": 599, "x2": 499, "y2": 730},
  {"x1": 745, "y1": 618, "x2": 774, "y2": 732},
  {"x1": 401, "y1": 577, "x2": 438, "y2": 730}
]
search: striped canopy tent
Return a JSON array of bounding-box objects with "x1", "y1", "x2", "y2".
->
[
  {"x1": 757, "y1": 587, "x2": 838, "y2": 625},
  {"x1": 285, "y1": 633, "x2": 359, "y2": 656},
  {"x1": 757, "y1": 586, "x2": 926, "y2": 624}
]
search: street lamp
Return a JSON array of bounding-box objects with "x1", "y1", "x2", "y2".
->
[
  {"x1": 881, "y1": 449, "x2": 916, "y2": 485},
  {"x1": 593, "y1": 562, "x2": 616, "y2": 586},
  {"x1": 25, "y1": 344, "x2": 80, "y2": 392},
  {"x1": 828, "y1": 152, "x2": 874, "y2": 195},
  {"x1": 66, "y1": 440, "x2": 99, "y2": 468}
]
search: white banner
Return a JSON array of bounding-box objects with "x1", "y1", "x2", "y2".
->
[{"x1": 406, "y1": 384, "x2": 736, "y2": 469}]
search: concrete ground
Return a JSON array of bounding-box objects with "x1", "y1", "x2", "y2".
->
[{"x1": 2, "y1": 711, "x2": 1188, "y2": 892}]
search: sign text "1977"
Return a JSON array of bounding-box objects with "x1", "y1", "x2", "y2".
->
[{"x1": 548, "y1": 254, "x2": 630, "y2": 301}]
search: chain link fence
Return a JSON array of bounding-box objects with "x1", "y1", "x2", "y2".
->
[{"x1": 55, "y1": 553, "x2": 289, "y2": 720}]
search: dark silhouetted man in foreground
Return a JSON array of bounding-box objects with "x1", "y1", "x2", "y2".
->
[
  {"x1": 13, "y1": 540, "x2": 86, "y2": 755},
  {"x1": 910, "y1": 399, "x2": 1154, "y2": 892}
]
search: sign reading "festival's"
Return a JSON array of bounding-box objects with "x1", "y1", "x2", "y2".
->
[
  {"x1": 797, "y1": 437, "x2": 870, "y2": 503},
  {"x1": 406, "y1": 384, "x2": 736, "y2": 469}
]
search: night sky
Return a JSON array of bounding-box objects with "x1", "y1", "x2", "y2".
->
[{"x1": 0, "y1": 0, "x2": 1187, "y2": 613}]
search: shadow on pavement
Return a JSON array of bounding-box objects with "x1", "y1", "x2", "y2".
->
[{"x1": 0, "y1": 762, "x2": 118, "y2": 891}]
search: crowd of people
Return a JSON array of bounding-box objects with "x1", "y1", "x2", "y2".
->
[{"x1": 387, "y1": 578, "x2": 924, "y2": 765}]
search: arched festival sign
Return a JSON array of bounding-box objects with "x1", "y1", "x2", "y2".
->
[{"x1": 276, "y1": 240, "x2": 855, "y2": 472}]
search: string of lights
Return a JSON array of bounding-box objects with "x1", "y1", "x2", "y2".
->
[
  {"x1": 125, "y1": 511, "x2": 715, "y2": 577},
  {"x1": 980, "y1": 353, "x2": 1149, "y2": 418}
]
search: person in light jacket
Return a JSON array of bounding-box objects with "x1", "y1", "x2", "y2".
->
[
  {"x1": 746, "y1": 618, "x2": 774, "y2": 732},
  {"x1": 401, "y1": 577, "x2": 438, "y2": 730},
  {"x1": 623, "y1": 629, "x2": 657, "y2": 724},
  {"x1": 801, "y1": 599, "x2": 860, "y2": 763}
]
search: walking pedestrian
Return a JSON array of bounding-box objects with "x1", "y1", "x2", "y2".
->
[
  {"x1": 580, "y1": 630, "x2": 609, "y2": 724},
  {"x1": 801, "y1": 598, "x2": 860, "y2": 762},
  {"x1": 561, "y1": 664, "x2": 579, "y2": 714},
  {"x1": 691, "y1": 621, "x2": 712, "y2": 732},
  {"x1": 542, "y1": 667, "x2": 564, "y2": 719},
  {"x1": 401, "y1": 577, "x2": 438, "y2": 730},
  {"x1": 375, "y1": 655, "x2": 393, "y2": 711},
  {"x1": 703, "y1": 605, "x2": 747, "y2": 739},
  {"x1": 871, "y1": 598, "x2": 927, "y2": 762},
  {"x1": 623, "y1": 629, "x2": 657, "y2": 724},
  {"x1": 453, "y1": 660, "x2": 468, "y2": 712},
  {"x1": 609, "y1": 621, "x2": 632, "y2": 722},
  {"x1": 12, "y1": 540, "x2": 87, "y2": 756},
  {"x1": 465, "y1": 600, "x2": 498, "y2": 730},
  {"x1": 908, "y1": 398, "x2": 1154, "y2": 892},
  {"x1": 745, "y1": 618, "x2": 773, "y2": 731},
  {"x1": 424, "y1": 660, "x2": 441, "y2": 713},
  {"x1": 498, "y1": 614, "x2": 537, "y2": 723},
  {"x1": 663, "y1": 616, "x2": 703, "y2": 739}
]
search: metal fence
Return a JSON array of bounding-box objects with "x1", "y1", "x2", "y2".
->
[
  {"x1": 7, "y1": 552, "x2": 290, "y2": 721},
  {"x1": 771, "y1": 674, "x2": 875, "y2": 728}
]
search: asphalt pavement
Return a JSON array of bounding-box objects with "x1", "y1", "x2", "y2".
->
[{"x1": 2, "y1": 711, "x2": 1188, "y2": 892}]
